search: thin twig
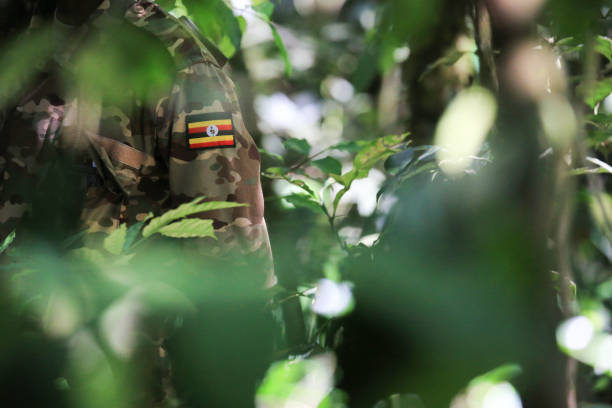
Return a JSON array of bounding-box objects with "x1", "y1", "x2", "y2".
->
[
  {"x1": 557, "y1": 34, "x2": 602, "y2": 408},
  {"x1": 289, "y1": 147, "x2": 332, "y2": 172},
  {"x1": 474, "y1": 2, "x2": 499, "y2": 92}
]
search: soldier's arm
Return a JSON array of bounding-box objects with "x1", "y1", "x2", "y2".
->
[
  {"x1": 166, "y1": 63, "x2": 274, "y2": 284},
  {"x1": 123, "y1": 1, "x2": 274, "y2": 282},
  {"x1": 165, "y1": 62, "x2": 273, "y2": 261}
]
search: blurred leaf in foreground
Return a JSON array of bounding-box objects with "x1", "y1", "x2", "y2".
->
[
  {"x1": 0, "y1": 25, "x2": 55, "y2": 108},
  {"x1": 182, "y1": 0, "x2": 243, "y2": 58},
  {"x1": 578, "y1": 78, "x2": 612, "y2": 109},
  {"x1": 256, "y1": 353, "x2": 341, "y2": 408},
  {"x1": 283, "y1": 138, "x2": 311, "y2": 155},
  {"x1": 595, "y1": 35, "x2": 612, "y2": 62}
]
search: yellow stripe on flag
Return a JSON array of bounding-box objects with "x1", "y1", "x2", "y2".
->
[
  {"x1": 188, "y1": 119, "x2": 232, "y2": 129},
  {"x1": 189, "y1": 135, "x2": 234, "y2": 144}
]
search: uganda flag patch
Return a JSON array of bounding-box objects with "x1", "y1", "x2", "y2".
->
[{"x1": 186, "y1": 112, "x2": 235, "y2": 150}]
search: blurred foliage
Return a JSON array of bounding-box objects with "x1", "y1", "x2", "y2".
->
[{"x1": 2, "y1": 0, "x2": 612, "y2": 407}]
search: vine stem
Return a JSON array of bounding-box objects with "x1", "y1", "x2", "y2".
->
[
  {"x1": 554, "y1": 157, "x2": 577, "y2": 408},
  {"x1": 559, "y1": 34, "x2": 612, "y2": 408},
  {"x1": 322, "y1": 202, "x2": 348, "y2": 252},
  {"x1": 557, "y1": 33, "x2": 602, "y2": 408},
  {"x1": 474, "y1": 2, "x2": 499, "y2": 92}
]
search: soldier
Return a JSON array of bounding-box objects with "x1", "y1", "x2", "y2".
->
[
  {"x1": 0, "y1": 1, "x2": 277, "y2": 406},
  {"x1": 0, "y1": 0, "x2": 275, "y2": 285}
]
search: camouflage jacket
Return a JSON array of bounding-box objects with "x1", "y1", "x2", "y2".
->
[{"x1": 0, "y1": 0, "x2": 274, "y2": 282}]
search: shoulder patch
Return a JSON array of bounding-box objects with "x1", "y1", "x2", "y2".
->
[{"x1": 186, "y1": 112, "x2": 236, "y2": 150}]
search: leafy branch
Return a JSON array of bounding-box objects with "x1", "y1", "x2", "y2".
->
[
  {"x1": 262, "y1": 133, "x2": 410, "y2": 250},
  {"x1": 103, "y1": 197, "x2": 247, "y2": 255}
]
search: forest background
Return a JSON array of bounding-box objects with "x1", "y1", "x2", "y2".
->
[{"x1": 0, "y1": 0, "x2": 611, "y2": 407}]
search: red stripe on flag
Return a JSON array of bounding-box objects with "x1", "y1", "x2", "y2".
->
[
  {"x1": 188, "y1": 124, "x2": 233, "y2": 134},
  {"x1": 190, "y1": 140, "x2": 235, "y2": 149}
]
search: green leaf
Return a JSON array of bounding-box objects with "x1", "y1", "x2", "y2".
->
[
  {"x1": 285, "y1": 178, "x2": 317, "y2": 197},
  {"x1": 254, "y1": 2, "x2": 275, "y2": 19},
  {"x1": 169, "y1": 0, "x2": 189, "y2": 18},
  {"x1": 103, "y1": 224, "x2": 127, "y2": 255},
  {"x1": 378, "y1": 158, "x2": 439, "y2": 201},
  {"x1": 259, "y1": 149, "x2": 285, "y2": 170},
  {"x1": 142, "y1": 198, "x2": 246, "y2": 238},
  {"x1": 185, "y1": 0, "x2": 243, "y2": 58},
  {"x1": 585, "y1": 113, "x2": 612, "y2": 128},
  {"x1": 283, "y1": 138, "x2": 311, "y2": 155},
  {"x1": 384, "y1": 148, "x2": 415, "y2": 175},
  {"x1": 263, "y1": 166, "x2": 289, "y2": 178},
  {"x1": 264, "y1": 168, "x2": 318, "y2": 197},
  {"x1": 257, "y1": 359, "x2": 308, "y2": 399},
  {"x1": 330, "y1": 140, "x2": 370, "y2": 153},
  {"x1": 594, "y1": 376, "x2": 611, "y2": 392},
  {"x1": 0, "y1": 231, "x2": 16, "y2": 254},
  {"x1": 269, "y1": 23, "x2": 292, "y2": 77},
  {"x1": 586, "y1": 156, "x2": 612, "y2": 174},
  {"x1": 578, "y1": 78, "x2": 612, "y2": 109},
  {"x1": 352, "y1": 42, "x2": 381, "y2": 91},
  {"x1": 283, "y1": 194, "x2": 324, "y2": 214},
  {"x1": 312, "y1": 157, "x2": 342, "y2": 175},
  {"x1": 218, "y1": 35, "x2": 237, "y2": 60},
  {"x1": 468, "y1": 363, "x2": 522, "y2": 387},
  {"x1": 318, "y1": 389, "x2": 349, "y2": 408},
  {"x1": 259, "y1": 149, "x2": 284, "y2": 162},
  {"x1": 158, "y1": 219, "x2": 216, "y2": 239},
  {"x1": 0, "y1": 26, "x2": 56, "y2": 107},
  {"x1": 332, "y1": 134, "x2": 408, "y2": 214},
  {"x1": 569, "y1": 167, "x2": 609, "y2": 176},
  {"x1": 555, "y1": 37, "x2": 583, "y2": 55},
  {"x1": 378, "y1": 32, "x2": 401, "y2": 72},
  {"x1": 54, "y1": 377, "x2": 70, "y2": 391},
  {"x1": 378, "y1": 0, "x2": 441, "y2": 68},
  {"x1": 595, "y1": 35, "x2": 612, "y2": 62},
  {"x1": 419, "y1": 50, "x2": 466, "y2": 82},
  {"x1": 351, "y1": 133, "x2": 408, "y2": 178},
  {"x1": 237, "y1": 15, "x2": 247, "y2": 34},
  {"x1": 216, "y1": 3, "x2": 243, "y2": 54},
  {"x1": 556, "y1": 37, "x2": 577, "y2": 46},
  {"x1": 73, "y1": 24, "x2": 175, "y2": 105},
  {"x1": 122, "y1": 214, "x2": 153, "y2": 251}
]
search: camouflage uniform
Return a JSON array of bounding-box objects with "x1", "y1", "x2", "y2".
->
[{"x1": 0, "y1": 0, "x2": 274, "y2": 284}]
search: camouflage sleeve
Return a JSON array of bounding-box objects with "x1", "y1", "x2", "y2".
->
[
  {"x1": 163, "y1": 63, "x2": 274, "y2": 283},
  {"x1": 121, "y1": 1, "x2": 275, "y2": 283}
]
